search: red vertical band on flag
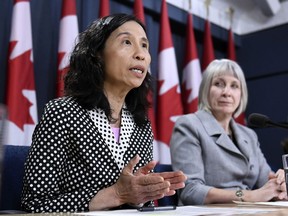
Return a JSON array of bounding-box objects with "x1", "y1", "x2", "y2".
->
[
  {"x1": 99, "y1": 0, "x2": 110, "y2": 18},
  {"x1": 133, "y1": 0, "x2": 145, "y2": 24},
  {"x1": 158, "y1": 1, "x2": 173, "y2": 51},
  {"x1": 61, "y1": 0, "x2": 77, "y2": 16},
  {"x1": 227, "y1": 29, "x2": 236, "y2": 61},
  {"x1": 227, "y1": 29, "x2": 246, "y2": 125},
  {"x1": 181, "y1": 13, "x2": 202, "y2": 114},
  {"x1": 201, "y1": 20, "x2": 215, "y2": 71},
  {"x1": 14, "y1": 0, "x2": 29, "y2": 2}
]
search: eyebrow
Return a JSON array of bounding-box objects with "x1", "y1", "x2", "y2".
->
[
  {"x1": 116, "y1": 31, "x2": 149, "y2": 44},
  {"x1": 214, "y1": 77, "x2": 240, "y2": 84}
]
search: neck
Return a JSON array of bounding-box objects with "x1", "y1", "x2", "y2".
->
[
  {"x1": 212, "y1": 112, "x2": 232, "y2": 134},
  {"x1": 104, "y1": 88, "x2": 127, "y2": 127},
  {"x1": 109, "y1": 106, "x2": 122, "y2": 127}
]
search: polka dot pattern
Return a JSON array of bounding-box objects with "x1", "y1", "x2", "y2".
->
[
  {"x1": 21, "y1": 97, "x2": 153, "y2": 213},
  {"x1": 88, "y1": 106, "x2": 133, "y2": 171}
]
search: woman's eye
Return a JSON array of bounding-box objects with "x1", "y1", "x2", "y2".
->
[
  {"x1": 142, "y1": 43, "x2": 148, "y2": 49},
  {"x1": 215, "y1": 82, "x2": 224, "y2": 88},
  {"x1": 124, "y1": 40, "x2": 131, "y2": 45},
  {"x1": 231, "y1": 83, "x2": 239, "y2": 89}
]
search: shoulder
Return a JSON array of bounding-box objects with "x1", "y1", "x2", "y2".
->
[
  {"x1": 45, "y1": 97, "x2": 81, "y2": 110},
  {"x1": 172, "y1": 112, "x2": 203, "y2": 136},
  {"x1": 175, "y1": 110, "x2": 212, "y2": 126},
  {"x1": 43, "y1": 97, "x2": 86, "y2": 118}
]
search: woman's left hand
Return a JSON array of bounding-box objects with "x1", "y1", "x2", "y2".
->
[
  {"x1": 269, "y1": 169, "x2": 288, "y2": 200},
  {"x1": 152, "y1": 171, "x2": 187, "y2": 196},
  {"x1": 135, "y1": 161, "x2": 187, "y2": 196}
]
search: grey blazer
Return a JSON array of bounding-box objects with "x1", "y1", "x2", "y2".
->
[{"x1": 170, "y1": 110, "x2": 271, "y2": 205}]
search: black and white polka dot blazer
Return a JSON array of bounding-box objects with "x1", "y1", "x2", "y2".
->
[{"x1": 21, "y1": 97, "x2": 153, "y2": 212}]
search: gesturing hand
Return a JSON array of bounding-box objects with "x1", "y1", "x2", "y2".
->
[
  {"x1": 153, "y1": 170, "x2": 187, "y2": 196},
  {"x1": 134, "y1": 158, "x2": 187, "y2": 197},
  {"x1": 113, "y1": 155, "x2": 171, "y2": 205}
]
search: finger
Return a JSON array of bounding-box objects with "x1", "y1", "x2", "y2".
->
[
  {"x1": 169, "y1": 181, "x2": 186, "y2": 190},
  {"x1": 123, "y1": 155, "x2": 140, "y2": 175},
  {"x1": 136, "y1": 175, "x2": 165, "y2": 186},
  {"x1": 280, "y1": 182, "x2": 287, "y2": 192},
  {"x1": 154, "y1": 171, "x2": 187, "y2": 184},
  {"x1": 146, "y1": 171, "x2": 186, "y2": 192},
  {"x1": 167, "y1": 174, "x2": 187, "y2": 184},
  {"x1": 278, "y1": 191, "x2": 287, "y2": 200},
  {"x1": 139, "y1": 182, "x2": 170, "y2": 197},
  {"x1": 151, "y1": 170, "x2": 183, "y2": 179},
  {"x1": 268, "y1": 171, "x2": 276, "y2": 179},
  {"x1": 275, "y1": 169, "x2": 283, "y2": 175},
  {"x1": 275, "y1": 169, "x2": 285, "y2": 184},
  {"x1": 136, "y1": 160, "x2": 157, "y2": 175}
]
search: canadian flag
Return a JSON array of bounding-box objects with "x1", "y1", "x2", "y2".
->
[
  {"x1": 133, "y1": 0, "x2": 145, "y2": 22},
  {"x1": 156, "y1": 0, "x2": 183, "y2": 164},
  {"x1": 227, "y1": 28, "x2": 246, "y2": 125},
  {"x1": 181, "y1": 13, "x2": 202, "y2": 114},
  {"x1": 133, "y1": 0, "x2": 159, "y2": 161},
  {"x1": 56, "y1": 0, "x2": 79, "y2": 97},
  {"x1": 227, "y1": 28, "x2": 236, "y2": 61},
  {"x1": 99, "y1": 0, "x2": 110, "y2": 18},
  {"x1": 201, "y1": 19, "x2": 215, "y2": 71},
  {"x1": 4, "y1": 0, "x2": 38, "y2": 146}
]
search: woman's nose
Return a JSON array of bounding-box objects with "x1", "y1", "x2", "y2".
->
[
  {"x1": 134, "y1": 46, "x2": 145, "y2": 60},
  {"x1": 136, "y1": 55, "x2": 145, "y2": 60},
  {"x1": 222, "y1": 86, "x2": 231, "y2": 96}
]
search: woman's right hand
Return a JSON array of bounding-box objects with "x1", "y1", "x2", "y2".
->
[
  {"x1": 113, "y1": 155, "x2": 171, "y2": 205},
  {"x1": 246, "y1": 177, "x2": 287, "y2": 202}
]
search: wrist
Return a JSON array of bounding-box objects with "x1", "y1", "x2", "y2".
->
[
  {"x1": 89, "y1": 186, "x2": 123, "y2": 211},
  {"x1": 235, "y1": 188, "x2": 244, "y2": 202},
  {"x1": 111, "y1": 184, "x2": 125, "y2": 206}
]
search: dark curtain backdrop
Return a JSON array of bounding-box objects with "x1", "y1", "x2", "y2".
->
[
  {"x1": 1, "y1": 0, "x2": 288, "y2": 169},
  {"x1": 237, "y1": 24, "x2": 288, "y2": 171}
]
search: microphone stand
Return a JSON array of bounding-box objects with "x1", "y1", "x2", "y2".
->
[{"x1": 267, "y1": 121, "x2": 288, "y2": 129}]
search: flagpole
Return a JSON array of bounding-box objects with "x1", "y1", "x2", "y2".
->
[
  {"x1": 204, "y1": 0, "x2": 211, "y2": 20},
  {"x1": 227, "y1": 7, "x2": 234, "y2": 30},
  {"x1": 201, "y1": 0, "x2": 215, "y2": 71}
]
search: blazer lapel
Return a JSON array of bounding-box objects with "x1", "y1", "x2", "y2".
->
[
  {"x1": 230, "y1": 120, "x2": 251, "y2": 159},
  {"x1": 197, "y1": 110, "x2": 242, "y2": 155}
]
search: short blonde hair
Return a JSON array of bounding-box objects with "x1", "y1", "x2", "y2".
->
[{"x1": 198, "y1": 59, "x2": 248, "y2": 118}]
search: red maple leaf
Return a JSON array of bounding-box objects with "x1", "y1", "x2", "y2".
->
[{"x1": 6, "y1": 41, "x2": 35, "y2": 130}]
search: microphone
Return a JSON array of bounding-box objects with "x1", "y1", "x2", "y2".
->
[{"x1": 248, "y1": 113, "x2": 288, "y2": 129}]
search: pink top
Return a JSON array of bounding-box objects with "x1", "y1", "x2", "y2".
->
[{"x1": 111, "y1": 127, "x2": 120, "y2": 143}]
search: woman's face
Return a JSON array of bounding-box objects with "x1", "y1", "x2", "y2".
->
[
  {"x1": 102, "y1": 21, "x2": 151, "y2": 93},
  {"x1": 208, "y1": 74, "x2": 241, "y2": 118}
]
